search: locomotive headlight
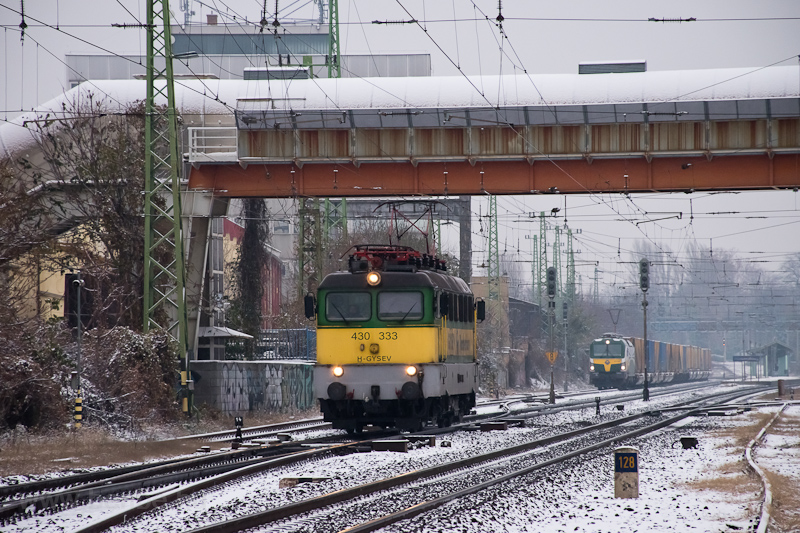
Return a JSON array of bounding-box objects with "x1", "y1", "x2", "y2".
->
[
  {"x1": 366, "y1": 272, "x2": 381, "y2": 286},
  {"x1": 405, "y1": 365, "x2": 418, "y2": 376},
  {"x1": 605, "y1": 339, "x2": 610, "y2": 345},
  {"x1": 589, "y1": 364, "x2": 595, "y2": 372},
  {"x1": 621, "y1": 364, "x2": 626, "y2": 371},
  {"x1": 332, "y1": 366, "x2": 344, "y2": 378}
]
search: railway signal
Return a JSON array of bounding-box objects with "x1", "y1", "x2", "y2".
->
[
  {"x1": 546, "y1": 267, "x2": 557, "y2": 297},
  {"x1": 640, "y1": 257, "x2": 650, "y2": 401},
  {"x1": 546, "y1": 266, "x2": 557, "y2": 404},
  {"x1": 639, "y1": 258, "x2": 650, "y2": 292}
]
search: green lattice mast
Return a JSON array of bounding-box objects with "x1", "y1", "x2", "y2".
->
[
  {"x1": 531, "y1": 235, "x2": 538, "y2": 303},
  {"x1": 328, "y1": 0, "x2": 340, "y2": 78},
  {"x1": 487, "y1": 196, "x2": 500, "y2": 303},
  {"x1": 299, "y1": 2, "x2": 341, "y2": 295},
  {"x1": 143, "y1": 0, "x2": 189, "y2": 411},
  {"x1": 538, "y1": 212, "x2": 547, "y2": 308},
  {"x1": 566, "y1": 228, "x2": 575, "y2": 302},
  {"x1": 143, "y1": 1, "x2": 186, "y2": 348},
  {"x1": 553, "y1": 227, "x2": 562, "y2": 299}
]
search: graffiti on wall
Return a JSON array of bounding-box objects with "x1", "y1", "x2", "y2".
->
[{"x1": 218, "y1": 362, "x2": 314, "y2": 414}]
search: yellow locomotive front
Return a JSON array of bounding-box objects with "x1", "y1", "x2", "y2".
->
[{"x1": 305, "y1": 245, "x2": 484, "y2": 433}]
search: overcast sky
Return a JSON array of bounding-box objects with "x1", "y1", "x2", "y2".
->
[{"x1": 1, "y1": 0, "x2": 799, "y2": 292}]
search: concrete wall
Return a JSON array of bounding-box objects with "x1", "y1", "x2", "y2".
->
[{"x1": 191, "y1": 360, "x2": 315, "y2": 415}]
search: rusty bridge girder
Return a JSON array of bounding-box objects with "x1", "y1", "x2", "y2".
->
[{"x1": 188, "y1": 153, "x2": 800, "y2": 198}]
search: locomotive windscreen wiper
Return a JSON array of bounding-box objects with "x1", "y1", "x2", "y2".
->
[
  {"x1": 329, "y1": 301, "x2": 350, "y2": 325},
  {"x1": 399, "y1": 302, "x2": 419, "y2": 321}
]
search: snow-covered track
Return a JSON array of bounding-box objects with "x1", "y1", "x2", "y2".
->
[
  {"x1": 169, "y1": 418, "x2": 328, "y2": 443},
  {"x1": 0, "y1": 432, "x2": 365, "y2": 524},
  {"x1": 746, "y1": 402, "x2": 788, "y2": 533},
  {"x1": 177, "y1": 387, "x2": 765, "y2": 533}
]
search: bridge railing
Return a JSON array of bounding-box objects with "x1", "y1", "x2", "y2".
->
[{"x1": 186, "y1": 127, "x2": 238, "y2": 163}]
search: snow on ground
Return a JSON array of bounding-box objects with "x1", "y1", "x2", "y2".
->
[
  {"x1": 381, "y1": 401, "x2": 797, "y2": 533},
  {"x1": 3, "y1": 384, "x2": 793, "y2": 533}
]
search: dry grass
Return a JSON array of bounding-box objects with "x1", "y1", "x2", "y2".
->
[
  {"x1": 765, "y1": 470, "x2": 800, "y2": 533},
  {"x1": 0, "y1": 430, "x2": 206, "y2": 477},
  {"x1": 681, "y1": 405, "x2": 800, "y2": 533},
  {"x1": 682, "y1": 458, "x2": 761, "y2": 495},
  {"x1": 0, "y1": 408, "x2": 319, "y2": 478},
  {"x1": 709, "y1": 411, "x2": 777, "y2": 449},
  {"x1": 760, "y1": 412, "x2": 800, "y2": 533}
]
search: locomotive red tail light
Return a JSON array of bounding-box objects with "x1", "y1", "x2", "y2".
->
[{"x1": 333, "y1": 366, "x2": 344, "y2": 377}]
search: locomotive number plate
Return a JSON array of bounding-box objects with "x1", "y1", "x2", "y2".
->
[{"x1": 350, "y1": 331, "x2": 399, "y2": 340}]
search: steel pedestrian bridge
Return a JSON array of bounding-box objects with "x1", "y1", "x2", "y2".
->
[{"x1": 184, "y1": 65, "x2": 800, "y2": 197}]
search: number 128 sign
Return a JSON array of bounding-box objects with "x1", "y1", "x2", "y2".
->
[
  {"x1": 614, "y1": 446, "x2": 639, "y2": 499},
  {"x1": 615, "y1": 452, "x2": 637, "y2": 472}
]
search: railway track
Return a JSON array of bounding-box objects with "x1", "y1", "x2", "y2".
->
[
  {"x1": 1, "y1": 381, "x2": 767, "y2": 532},
  {"x1": 0, "y1": 416, "x2": 347, "y2": 506},
  {"x1": 39, "y1": 384, "x2": 760, "y2": 533},
  {"x1": 168, "y1": 385, "x2": 764, "y2": 533}
]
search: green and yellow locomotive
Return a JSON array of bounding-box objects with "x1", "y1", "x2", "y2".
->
[
  {"x1": 589, "y1": 333, "x2": 711, "y2": 389},
  {"x1": 305, "y1": 245, "x2": 485, "y2": 433}
]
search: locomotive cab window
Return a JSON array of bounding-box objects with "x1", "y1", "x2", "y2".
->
[
  {"x1": 592, "y1": 342, "x2": 624, "y2": 357},
  {"x1": 326, "y1": 292, "x2": 371, "y2": 322},
  {"x1": 378, "y1": 291, "x2": 423, "y2": 321}
]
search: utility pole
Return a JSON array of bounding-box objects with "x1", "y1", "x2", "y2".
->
[
  {"x1": 639, "y1": 258, "x2": 650, "y2": 401},
  {"x1": 143, "y1": 0, "x2": 190, "y2": 414}
]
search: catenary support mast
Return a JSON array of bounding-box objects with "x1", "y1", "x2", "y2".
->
[{"x1": 143, "y1": 0, "x2": 189, "y2": 410}]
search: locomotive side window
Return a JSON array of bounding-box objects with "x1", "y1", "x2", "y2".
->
[
  {"x1": 326, "y1": 292, "x2": 371, "y2": 322},
  {"x1": 378, "y1": 291, "x2": 423, "y2": 321},
  {"x1": 447, "y1": 292, "x2": 455, "y2": 321}
]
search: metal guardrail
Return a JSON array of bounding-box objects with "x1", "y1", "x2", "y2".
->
[
  {"x1": 256, "y1": 328, "x2": 316, "y2": 361},
  {"x1": 186, "y1": 127, "x2": 238, "y2": 162}
]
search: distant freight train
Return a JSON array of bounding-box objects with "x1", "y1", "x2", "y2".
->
[{"x1": 589, "y1": 333, "x2": 711, "y2": 389}]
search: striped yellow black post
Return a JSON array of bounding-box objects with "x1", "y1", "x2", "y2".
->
[
  {"x1": 180, "y1": 370, "x2": 189, "y2": 414},
  {"x1": 73, "y1": 392, "x2": 83, "y2": 429}
]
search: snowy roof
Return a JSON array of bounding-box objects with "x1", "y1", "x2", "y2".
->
[
  {"x1": 2, "y1": 65, "x2": 799, "y2": 159},
  {"x1": 198, "y1": 326, "x2": 253, "y2": 339}
]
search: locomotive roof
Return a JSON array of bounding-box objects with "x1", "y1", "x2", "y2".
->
[{"x1": 318, "y1": 269, "x2": 471, "y2": 293}]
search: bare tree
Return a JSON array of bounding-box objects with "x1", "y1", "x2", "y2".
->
[{"x1": 11, "y1": 97, "x2": 152, "y2": 330}]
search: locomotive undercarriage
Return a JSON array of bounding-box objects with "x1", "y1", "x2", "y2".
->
[{"x1": 319, "y1": 392, "x2": 475, "y2": 433}]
